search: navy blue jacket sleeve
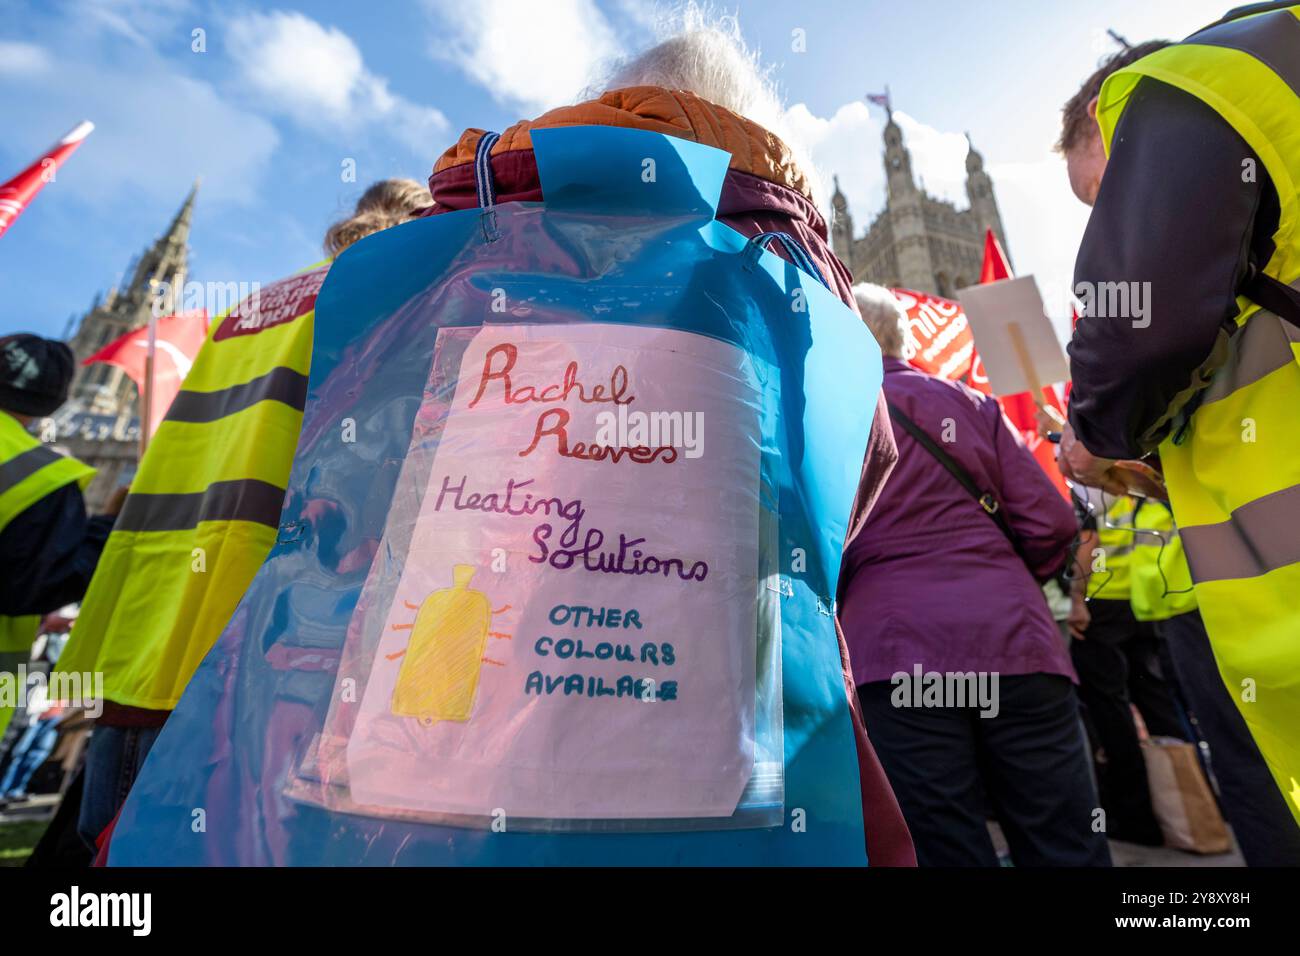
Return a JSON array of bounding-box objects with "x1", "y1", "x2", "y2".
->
[
  {"x1": 0, "y1": 483, "x2": 115, "y2": 616},
  {"x1": 1067, "y1": 77, "x2": 1280, "y2": 460}
]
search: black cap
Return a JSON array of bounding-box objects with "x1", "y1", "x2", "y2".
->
[{"x1": 0, "y1": 334, "x2": 75, "y2": 417}]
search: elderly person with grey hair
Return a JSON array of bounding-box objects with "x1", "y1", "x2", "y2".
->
[
  {"x1": 410, "y1": 13, "x2": 916, "y2": 865},
  {"x1": 843, "y1": 283, "x2": 1106, "y2": 867}
]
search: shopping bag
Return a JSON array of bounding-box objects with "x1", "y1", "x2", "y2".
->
[
  {"x1": 1142, "y1": 736, "x2": 1232, "y2": 854},
  {"x1": 106, "y1": 126, "x2": 883, "y2": 865}
]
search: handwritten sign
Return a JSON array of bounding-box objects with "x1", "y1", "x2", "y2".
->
[{"x1": 344, "y1": 323, "x2": 762, "y2": 820}]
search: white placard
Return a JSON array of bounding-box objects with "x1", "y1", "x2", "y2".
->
[{"x1": 957, "y1": 275, "x2": 1068, "y2": 395}]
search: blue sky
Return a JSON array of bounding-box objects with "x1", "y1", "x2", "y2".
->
[{"x1": 1, "y1": 0, "x2": 1231, "y2": 340}]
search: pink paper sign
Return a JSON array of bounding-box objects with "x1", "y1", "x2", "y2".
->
[{"x1": 345, "y1": 323, "x2": 762, "y2": 820}]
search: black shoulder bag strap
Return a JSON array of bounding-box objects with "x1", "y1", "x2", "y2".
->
[
  {"x1": 1243, "y1": 266, "x2": 1300, "y2": 331},
  {"x1": 886, "y1": 400, "x2": 1025, "y2": 560}
]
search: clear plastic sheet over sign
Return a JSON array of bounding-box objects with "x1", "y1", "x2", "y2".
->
[{"x1": 108, "y1": 126, "x2": 883, "y2": 865}]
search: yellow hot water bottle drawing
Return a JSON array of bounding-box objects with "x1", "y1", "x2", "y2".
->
[{"x1": 387, "y1": 565, "x2": 505, "y2": 725}]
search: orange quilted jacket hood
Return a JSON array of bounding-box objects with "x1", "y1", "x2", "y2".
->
[{"x1": 433, "y1": 86, "x2": 816, "y2": 204}]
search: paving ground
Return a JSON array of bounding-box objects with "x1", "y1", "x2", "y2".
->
[
  {"x1": 989, "y1": 821, "x2": 1244, "y2": 867},
  {"x1": 0, "y1": 795, "x2": 1247, "y2": 867}
]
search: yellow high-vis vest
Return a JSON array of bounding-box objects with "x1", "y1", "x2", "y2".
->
[
  {"x1": 56, "y1": 262, "x2": 330, "y2": 711},
  {"x1": 1097, "y1": 2, "x2": 1300, "y2": 822},
  {"x1": 1093, "y1": 495, "x2": 1137, "y2": 601},
  {"x1": 0, "y1": 411, "x2": 95, "y2": 733},
  {"x1": 1129, "y1": 499, "x2": 1199, "y2": 623}
]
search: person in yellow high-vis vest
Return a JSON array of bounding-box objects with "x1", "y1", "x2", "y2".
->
[
  {"x1": 1058, "y1": 2, "x2": 1300, "y2": 832},
  {"x1": 1127, "y1": 499, "x2": 1198, "y2": 627},
  {"x1": 54, "y1": 179, "x2": 432, "y2": 851},
  {"x1": 1070, "y1": 494, "x2": 1183, "y2": 846},
  {"x1": 1130, "y1": 497, "x2": 1300, "y2": 864},
  {"x1": 0, "y1": 334, "x2": 122, "y2": 737}
]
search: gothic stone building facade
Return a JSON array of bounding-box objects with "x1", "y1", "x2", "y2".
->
[
  {"x1": 51, "y1": 185, "x2": 197, "y2": 510},
  {"x1": 831, "y1": 111, "x2": 1010, "y2": 298}
]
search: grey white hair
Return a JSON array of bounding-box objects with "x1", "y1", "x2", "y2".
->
[
  {"x1": 593, "y1": 3, "x2": 826, "y2": 209},
  {"x1": 853, "y1": 283, "x2": 907, "y2": 358}
]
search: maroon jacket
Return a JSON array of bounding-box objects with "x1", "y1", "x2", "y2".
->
[
  {"x1": 842, "y1": 359, "x2": 1078, "y2": 686},
  {"x1": 423, "y1": 90, "x2": 914, "y2": 865}
]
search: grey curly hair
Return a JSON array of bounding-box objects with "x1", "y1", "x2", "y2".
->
[{"x1": 853, "y1": 283, "x2": 906, "y2": 358}]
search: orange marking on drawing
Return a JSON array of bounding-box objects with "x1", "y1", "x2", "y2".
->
[
  {"x1": 385, "y1": 650, "x2": 407, "y2": 661},
  {"x1": 390, "y1": 623, "x2": 414, "y2": 630},
  {"x1": 489, "y1": 631, "x2": 512, "y2": 640},
  {"x1": 491, "y1": 605, "x2": 512, "y2": 615},
  {"x1": 404, "y1": 600, "x2": 421, "y2": 610},
  {"x1": 481, "y1": 657, "x2": 505, "y2": 666}
]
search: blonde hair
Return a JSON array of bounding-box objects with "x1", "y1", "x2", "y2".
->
[
  {"x1": 324, "y1": 178, "x2": 433, "y2": 257},
  {"x1": 853, "y1": 283, "x2": 906, "y2": 358}
]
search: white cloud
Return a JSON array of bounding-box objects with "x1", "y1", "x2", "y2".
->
[
  {"x1": 783, "y1": 100, "x2": 880, "y2": 220},
  {"x1": 225, "y1": 11, "x2": 449, "y2": 155},
  {"x1": 785, "y1": 98, "x2": 1086, "y2": 332},
  {"x1": 0, "y1": 40, "x2": 52, "y2": 75},
  {"x1": 989, "y1": 156, "x2": 1092, "y2": 334},
  {"x1": 1, "y1": 51, "x2": 277, "y2": 207},
  {"x1": 423, "y1": 0, "x2": 622, "y2": 113},
  {"x1": 72, "y1": 0, "x2": 194, "y2": 48}
]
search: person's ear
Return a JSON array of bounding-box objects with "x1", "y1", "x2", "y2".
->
[{"x1": 1087, "y1": 95, "x2": 1099, "y2": 120}]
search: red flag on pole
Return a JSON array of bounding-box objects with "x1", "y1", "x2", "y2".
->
[
  {"x1": 0, "y1": 121, "x2": 94, "y2": 239},
  {"x1": 82, "y1": 311, "x2": 209, "y2": 441},
  {"x1": 978, "y1": 229, "x2": 1071, "y2": 499},
  {"x1": 979, "y1": 229, "x2": 1012, "y2": 286}
]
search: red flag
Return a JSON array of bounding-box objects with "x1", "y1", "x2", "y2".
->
[
  {"x1": 0, "y1": 121, "x2": 94, "y2": 239},
  {"x1": 83, "y1": 311, "x2": 209, "y2": 438},
  {"x1": 979, "y1": 229, "x2": 1071, "y2": 499},
  {"x1": 980, "y1": 229, "x2": 1012, "y2": 285}
]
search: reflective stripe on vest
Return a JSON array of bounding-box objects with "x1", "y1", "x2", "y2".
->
[
  {"x1": 0, "y1": 414, "x2": 96, "y2": 535},
  {"x1": 55, "y1": 262, "x2": 329, "y2": 710},
  {"x1": 1129, "y1": 499, "x2": 1198, "y2": 622},
  {"x1": 1, "y1": 413, "x2": 96, "y2": 654},
  {"x1": 1096, "y1": 4, "x2": 1300, "y2": 823},
  {"x1": 1094, "y1": 496, "x2": 1137, "y2": 600}
]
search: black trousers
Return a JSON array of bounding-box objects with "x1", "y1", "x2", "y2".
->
[
  {"x1": 858, "y1": 673, "x2": 1111, "y2": 867},
  {"x1": 1158, "y1": 610, "x2": 1300, "y2": 866},
  {"x1": 1070, "y1": 598, "x2": 1182, "y2": 844}
]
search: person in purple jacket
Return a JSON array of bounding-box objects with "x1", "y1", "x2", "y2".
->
[{"x1": 842, "y1": 284, "x2": 1109, "y2": 867}]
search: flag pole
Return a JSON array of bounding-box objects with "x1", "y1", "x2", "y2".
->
[{"x1": 141, "y1": 282, "x2": 158, "y2": 456}]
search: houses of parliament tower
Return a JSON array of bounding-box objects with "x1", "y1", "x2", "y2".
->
[
  {"x1": 831, "y1": 104, "x2": 1010, "y2": 298},
  {"x1": 50, "y1": 184, "x2": 197, "y2": 508}
]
